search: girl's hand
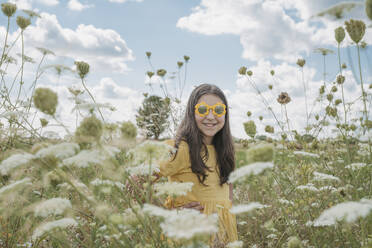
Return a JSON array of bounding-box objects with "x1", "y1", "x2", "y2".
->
[{"x1": 180, "y1": 201, "x2": 204, "y2": 212}]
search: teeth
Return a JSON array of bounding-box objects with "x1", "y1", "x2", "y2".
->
[{"x1": 204, "y1": 124, "x2": 215, "y2": 127}]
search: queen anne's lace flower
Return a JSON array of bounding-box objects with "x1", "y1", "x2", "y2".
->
[
  {"x1": 0, "y1": 153, "x2": 35, "y2": 175},
  {"x1": 313, "y1": 171, "x2": 340, "y2": 182},
  {"x1": 227, "y1": 241, "x2": 244, "y2": 248},
  {"x1": 36, "y1": 143, "x2": 80, "y2": 159},
  {"x1": 32, "y1": 218, "x2": 78, "y2": 240},
  {"x1": 293, "y1": 151, "x2": 320, "y2": 158},
  {"x1": 34, "y1": 198, "x2": 72, "y2": 217},
  {"x1": 0, "y1": 178, "x2": 32, "y2": 196},
  {"x1": 311, "y1": 198, "x2": 372, "y2": 226},
  {"x1": 154, "y1": 182, "x2": 193, "y2": 196},
  {"x1": 143, "y1": 204, "x2": 218, "y2": 240},
  {"x1": 230, "y1": 203, "x2": 269, "y2": 214},
  {"x1": 90, "y1": 178, "x2": 125, "y2": 190},
  {"x1": 127, "y1": 163, "x2": 160, "y2": 176},
  {"x1": 62, "y1": 150, "x2": 104, "y2": 168},
  {"x1": 228, "y1": 162, "x2": 274, "y2": 183}
]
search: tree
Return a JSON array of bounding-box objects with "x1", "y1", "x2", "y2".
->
[{"x1": 136, "y1": 95, "x2": 170, "y2": 140}]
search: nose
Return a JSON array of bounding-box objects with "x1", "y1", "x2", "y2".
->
[{"x1": 205, "y1": 109, "x2": 215, "y2": 120}]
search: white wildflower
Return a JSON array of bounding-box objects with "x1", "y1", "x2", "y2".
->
[
  {"x1": 238, "y1": 221, "x2": 247, "y2": 225},
  {"x1": 266, "y1": 234, "x2": 277, "y2": 239},
  {"x1": 36, "y1": 143, "x2": 80, "y2": 159},
  {"x1": 293, "y1": 151, "x2": 320, "y2": 158},
  {"x1": 312, "y1": 198, "x2": 372, "y2": 226},
  {"x1": 154, "y1": 182, "x2": 193, "y2": 197},
  {"x1": 230, "y1": 203, "x2": 269, "y2": 214},
  {"x1": 227, "y1": 241, "x2": 244, "y2": 248},
  {"x1": 127, "y1": 163, "x2": 160, "y2": 176},
  {"x1": 128, "y1": 140, "x2": 175, "y2": 164},
  {"x1": 32, "y1": 218, "x2": 78, "y2": 240},
  {"x1": 143, "y1": 204, "x2": 218, "y2": 240},
  {"x1": 90, "y1": 178, "x2": 125, "y2": 190},
  {"x1": 296, "y1": 183, "x2": 319, "y2": 192},
  {"x1": 42, "y1": 131, "x2": 60, "y2": 139},
  {"x1": 278, "y1": 198, "x2": 294, "y2": 205},
  {"x1": 319, "y1": 186, "x2": 338, "y2": 192},
  {"x1": 102, "y1": 145, "x2": 121, "y2": 157},
  {"x1": 313, "y1": 171, "x2": 340, "y2": 182},
  {"x1": 72, "y1": 102, "x2": 115, "y2": 112},
  {"x1": 345, "y1": 163, "x2": 367, "y2": 170},
  {"x1": 0, "y1": 153, "x2": 35, "y2": 175},
  {"x1": 62, "y1": 150, "x2": 104, "y2": 168},
  {"x1": 34, "y1": 198, "x2": 72, "y2": 217},
  {"x1": 0, "y1": 178, "x2": 32, "y2": 196},
  {"x1": 228, "y1": 162, "x2": 274, "y2": 183}
]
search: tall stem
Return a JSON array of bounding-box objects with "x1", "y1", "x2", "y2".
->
[
  {"x1": 301, "y1": 67, "x2": 309, "y2": 133},
  {"x1": 0, "y1": 17, "x2": 10, "y2": 69},
  {"x1": 80, "y1": 78, "x2": 105, "y2": 122},
  {"x1": 15, "y1": 31, "x2": 25, "y2": 108},
  {"x1": 357, "y1": 44, "x2": 368, "y2": 130},
  {"x1": 338, "y1": 44, "x2": 347, "y2": 125}
]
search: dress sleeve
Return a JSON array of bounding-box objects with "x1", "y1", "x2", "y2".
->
[{"x1": 158, "y1": 139, "x2": 189, "y2": 177}]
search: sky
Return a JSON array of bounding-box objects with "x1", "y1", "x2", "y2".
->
[{"x1": 0, "y1": 0, "x2": 371, "y2": 140}]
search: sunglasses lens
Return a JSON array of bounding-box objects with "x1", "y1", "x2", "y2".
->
[
  {"x1": 215, "y1": 105, "x2": 224, "y2": 115},
  {"x1": 198, "y1": 105, "x2": 208, "y2": 115}
]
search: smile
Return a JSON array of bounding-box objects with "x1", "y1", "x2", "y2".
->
[{"x1": 203, "y1": 123, "x2": 216, "y2": 127}]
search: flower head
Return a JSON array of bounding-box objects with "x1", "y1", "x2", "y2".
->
[
  {"x1": 230, "y1": 202, "x2": 269, "y2": 214},
  {"x1": 32, "y1": 218, "x2": 78, "y2": 240},
  {"x1": 277, "y1": 92, "x2": 291, "y2": 105},
  {"x1": 296, "y1": 59, "x2": 306, "y2": 67},
  {"x1": 1, "y1": 3, "x2": 17, "y2": 17},
  {"x1": 243, "y1": 120, "x2": 256, "y2": 138},
  {"x1": 16, "y1": 16, "x2": 31, "y2": 30},
  {"x1": 228, "y1": 162, "x2": 274, "y2": 183},
  {"x1": 367, "y1": 0, "x2": 372, "y2": 20},
  {"x1": 34, "y1": 198, "x2": 72, "y2": 217},
  {"x1": 238, "y1": 66, "x2": 247, "y2": 75},
  {"x1": 75, "y1": 115, "x2": 103, "y2": 141},
  {"x1": 157, "y1": 69, "x2": 167, "y2": 77},
  {"x1": 0, "y1": 153, "x2": 35, "y2": 175},
  {"x1": 154, "y1": 182, "x2": 193, "y2": 197},
  {"x1": 74, "y1": 61, "x2": 90, "y2": 79},
  {"x1": 33, "y1": 88, "x2": 58, "y2": 116},
  {"x1": 345, "y1": 19, "x2": 366, "y2": 44},
  {"x1": 334, "y1": 27, "x2": 345, "y2": 44},
  {"x1": 36, "y1": 142, "x2": 80, "y2": 160}
]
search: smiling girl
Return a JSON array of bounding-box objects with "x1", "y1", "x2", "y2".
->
[{"x1": 158, "y1": 83, "x2": 238, "y2": 245}]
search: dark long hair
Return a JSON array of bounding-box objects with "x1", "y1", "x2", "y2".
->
[{"x1": 173, "y1": 83, "x2": 235, "y2": 185}]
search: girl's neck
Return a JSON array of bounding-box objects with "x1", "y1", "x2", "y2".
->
[{"x1": 203, "y1": 136, "x2": 213, "y2": 145}]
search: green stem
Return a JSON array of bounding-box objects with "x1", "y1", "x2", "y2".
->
[
  {"x1": 357, "y1": 44, "x2": 368, "y2": 130},
  {"x1": 301, "y1": 67, "x2": 309, "y2": 133},
  {"x1": 80, "y1": 78, "x2": 105, "y2": 122},
  {"x1": 0, "y1": 17, "x2": 10, "y2": 69}
]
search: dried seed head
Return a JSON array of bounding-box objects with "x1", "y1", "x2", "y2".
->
[
  {"x1": 177, "y1": 61, "x2": 183, "y2": 68},
  {"x1": 337, "y1": 75, "x2": 345, "y2": 84},
  {"x1": 40, "y1": 118, "x2": 48, "y2": 127},
  {"x1": 277, "y1": 92, "x2": 291, "y2": 105},
  {"x1": 326, "y1": 93, "x2": 333, "y2": 102},
  {"x1": 238, "y1": 66, "x2": 247, "y2": 75},
  {"x1": 33, "y1": 88, "x2": 58, "y2": 116},
  {"x1": 334, "y1": 27, "x2": 345, "y2": 44},
  {"x1": 74, "y1": 61, "x2": 90, "y2": 79},
  {"x1": 147, "y1": 71, "x2": 154, "y2": 78},
  {"x1": 366, "y1": 0, "x2": 372, "y2": 21},
  {"x1": 243, "y1": 120, "x2": 256, "y2": 138},
  {"x1": 345, "y1": 19, "x2": 366, "y2": 44},
  {"x1": 268, "y1": 84, "x2": 273, "y2": 90},
  {"x1": 361, "y1": 41, "x2": 367, "y2": 49},
  {"x1": 341, "y1": 63, "x2": 347, "y2": 69},
  {"x1": 16, "y1": 16, "x2": 31, "y2": 30},
  {"x1": 350, "y1": 124, "x2": 356, "y2": 131},
  {"x1": 157, "y1": 69, "x2": 167, "y2": 77},
  {"x1": 296, "y1": 58, "x2": 306, "y2": 67},
  {"x1": 247, "y1": 70, "x2": 253, "y2": 76},
  {"x1": 183, "y1": 55, "x2": 190, "y2": 62},
  {"x1": 335, "y1": 99, "x2": 342, "y2": 105},
  {"x1": 315, "y1": 114, "x2": 319, "y2": 121},
  {"x1": 369, "y1": 84, "x2": 372, "y2": 89},
  {"x1": 265, "y1": 125, "x2": 274, "y2": 133},
  {"x1": 270, "y1": 70, "x2": 275, "y2": 76},
  {"x1": 331, "y1": 85, "x2": 338, "y2": 93},
  {"x1": 319, "y1": 85, "x2": 325, "y2": 95},
  {"x1": 1, "y1": 3, "x2": 17, "y2": 17},
  {"x1": 314, "y1": 48, "x2": 334, "y2": 56},
  {"x1": 326, "y1": 106, "x2": 337, "y2": 117},
  {"x1": 247, "y1": 111, "x2": 252, "y2": 117},
  {"x1": 75, "y1": 115, "x2": 103, "y2": 141},
  {"x1": 259, "y1": 116, "x2": 263, "y2": 121},
  {"x1": 145, "y1": 51, "x2": 151, "y2": 58}
]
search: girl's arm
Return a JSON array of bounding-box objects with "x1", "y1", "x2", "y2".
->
[{"x1": 229, "y1": 183, "x2": 233, "y2": 202}]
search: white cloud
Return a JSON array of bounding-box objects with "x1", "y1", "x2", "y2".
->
[
  {"x1": 8, "y1": 0, "x2": 32, "y2": 9},
  {"x1": 228, "y1": 59, "x2": 365, "y2": 139},
  {"x1": 67, "y1": 0, "x2": 93, "y2": 11},
  {"x1": 36, "y1": 0, "x2": 59, "y2": 6},
  {"x1": 108, "y1": 0, "x2": 143, "y2": 3},
  {"x1": 23, "y1": 12, "x2": 134, "y2": 73},
  {"x1": 177, "y1": 0, "x2": 370, "y2": 63}
]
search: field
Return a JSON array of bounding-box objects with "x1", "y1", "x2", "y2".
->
[{"x1": 1, "y1": 2, "x2": 372, "y2": 248}]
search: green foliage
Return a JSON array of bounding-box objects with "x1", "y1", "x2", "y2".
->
[
  {"x1": 246, "y1": 143, "x2": 274, "y2": 163},
  {"x1": 120, "y1": 121, "x2": 137, "y2": 139},
  {"x1": 136, "y1": 95, "x2": 170, "y2": 140}
]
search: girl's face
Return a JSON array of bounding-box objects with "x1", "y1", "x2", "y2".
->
[{"x1": 194, "y1": 94, "x2": 226, "y2": 145}]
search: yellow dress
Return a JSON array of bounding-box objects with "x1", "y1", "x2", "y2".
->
[{"x1": 158, "y1": 139, "x2": 238, "y2": 245}]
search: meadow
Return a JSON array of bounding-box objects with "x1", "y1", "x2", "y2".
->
[{"x1": 0, "y1": 2, "x2": 372, "y2": 248}]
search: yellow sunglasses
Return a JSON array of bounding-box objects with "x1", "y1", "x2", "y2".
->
[{"x1": 194, "y1": 102, "x2": 226, "y2": 117}]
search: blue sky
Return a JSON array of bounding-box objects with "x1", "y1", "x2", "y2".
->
[{"x1": 0, "y1": 0, "x2": 371, "y2": 139}]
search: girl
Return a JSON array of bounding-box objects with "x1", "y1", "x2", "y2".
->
[{"x1": 157, "y1": 83, "x2": 238, "y2": 245}]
